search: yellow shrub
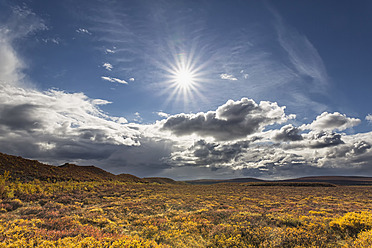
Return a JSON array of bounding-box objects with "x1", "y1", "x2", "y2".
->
[
  {"x1": 330, "y1": 211, "x2": 372, "y2": 236},
  {"x1": 350, "y1": 229, "x2": 372, "y2": 248}
]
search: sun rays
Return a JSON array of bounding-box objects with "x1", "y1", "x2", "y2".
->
[
  {"x1": 174, "y1": 67, "x2": 195, "y2": 89},
  {"x1": 158, "y1": 50, "x2": 210, "y2": 111}
]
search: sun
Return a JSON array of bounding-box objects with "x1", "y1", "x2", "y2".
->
[
  {"x1": 157, "y1": 49, "x2": 210, "y2": 110},
  {"x1": 174, "y1": 68, "x2": 195, "y2": 89}
]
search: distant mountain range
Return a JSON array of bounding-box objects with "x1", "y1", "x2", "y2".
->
[
  {"x1": 1, "y1": 152, "x2": 372, "y2": 185},
  {"x1": 185, "y1": 176, "x2": 372, "y2": 186}
]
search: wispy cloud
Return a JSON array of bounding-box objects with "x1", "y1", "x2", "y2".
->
[
  {"x1": 272, "y1": 8, "x2": 329, "y2": 93},
  {"x1": 42, "y1": 38, "x2": 60, "y2": 44},
  {"x1": 0, "y1": 5, "x2": 46, "y2": 86},
  {"x1": 105, "y1": 48, "x2": 115, "y2": 54},
  {"x1": 101, "y1": 76, "x2": 128, "y2": 84},
  {"x1": 240, "y1": 70, "x2": 249, "y2": 79},
  {"x1": 76, "y1": 28, "x2": 92, "y2": 35},
  {"x1": 134, "y1": 112, "x2": 143, "y2": 123},
  {"x1": 366, "y1": 114, "x2": 372, "y2": 124},
  {"x1": 220, "y1": 73, "x2": 238, "y2": 81},
  {"x1": 102, "y1": 62, "x2": 113, "y2": 71}
]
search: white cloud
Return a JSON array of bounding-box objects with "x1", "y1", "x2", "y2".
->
[
  {"x1": 112, "y1": 77, "x2": 128, "y2": 84},
  {"x1": 157, "y1": 112, "x2": 169, "y2": 118},
  {"x1": 239, "y1": 70, "x2": 249, "y2": 79},
  {"x1": 102, "y1": 62, "x2": 113, "y2": 71},
  {"x1": 0, "y1": 35, "x2": 24, "y2": 85},
  {"x1": 101, "y1": 76, "x2": 128, "y2": 84},
  {"x1": 42, "y1": 38, "x2": 60, "y2": 44},
  {"x1": 0, "y1": 84, "x2": 139, "y2": 145},
  {"x1": 129, "y1": 78, "x2": 135, "y2": 81},
  {"x1": 134, "y1": 112, "x2": 143, "y2": 123},
  {"x1": 220, "y1": 73, "x2": 238, "y2": 81},
  {"x1": 76, "y1": 28, "x2": 92, "y2": 35},
  {"x1": 366, "y1": 114, "x2": 372, "y2": 124},
  {"x1": 302, "y1": 112, "x2": 360, "y2": 131},
  {"x1": 162, "y1": 98, "x2": 294, "y2": 141},
  {"x1": 0, "y1": 5, "x2": 46, "y2": 86},
  {"x1": 105, "y1": 49, "x2": 115, "y2": 54}
]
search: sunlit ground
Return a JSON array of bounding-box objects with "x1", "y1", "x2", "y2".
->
[{"x1": 1, "y1": 178, "x2": 372, "y2": 247}]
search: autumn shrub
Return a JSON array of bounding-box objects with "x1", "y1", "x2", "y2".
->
[
  {"x1": 0, "y1": 171, "x2": 13, "y2": 199},
  {"x1": 352, "y1": 229, "x2": 372, "y2": 247},
  {"x1": 2, "y1": 179, "x2": 372, "y2": 247},
  {"x1": 0, "y1": 198, "x2": 23, "y2": 212},
  {"x1": 330, "y1": 211, "x2": 372, "y2": 237}
]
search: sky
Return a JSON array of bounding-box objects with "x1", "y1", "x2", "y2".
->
[{"x1": 0, "y1": 0, "x2": 372, "y2": 180}]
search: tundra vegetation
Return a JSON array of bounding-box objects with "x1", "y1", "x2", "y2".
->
[{"x1": 1, "y1": 171, "x2": 372, "y2": 248}]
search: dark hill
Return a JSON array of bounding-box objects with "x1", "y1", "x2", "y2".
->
[
  {"x1": 185, "y1": 176, "x2": 372, "y2": 186},
  {"x1": 57, "y1": 163, "x2": 119, "y2": 181},
  {"x1": 0, "y1": 152, "x2": 144, "y2": 183},
  {"x1": 283, "y1": 176, "x2": 372, "y2": 185},
  {"x1": 144, "y1": 177, "x2": 185, "y2": 185},
  {"x1": 186, "y1": 177, "x2": 264, "y2": 185},
  {"x1": 116, "y1": 173, "x2": 145, "y2": 183},
  {"x1": 0, "y1": 152, "x2": 59, "y2": 181}
]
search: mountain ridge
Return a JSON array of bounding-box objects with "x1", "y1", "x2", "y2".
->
[{"x1": 1, "y1": 152, "x2": 372, "y2": 185}]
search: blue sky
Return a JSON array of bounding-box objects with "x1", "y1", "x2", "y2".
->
[{"x1": 1, "y1": 0, "x2": 372, "y2": 180}]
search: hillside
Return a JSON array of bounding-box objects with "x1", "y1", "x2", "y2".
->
[
  {"x1": 144, "y1": 177, "x2": 186, "y2": 185},
  {"x1": 186, "y1": 177, "x2": 264, "y2": 185},
  {"x1": 0, "y1": 152, "x2": 144, "y2": 183},
  {"x1": 186, "y1": 176, "x2": 372, "y2": 186},
  {"x1": 283, "y1": 176, "x2": 372, "y2": 185}
]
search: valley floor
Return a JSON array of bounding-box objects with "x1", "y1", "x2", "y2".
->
[{"x1": 1, "y1": 178, "x2": 372, "y2": 247}]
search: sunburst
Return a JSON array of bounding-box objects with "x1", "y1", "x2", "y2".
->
[
  {"x1": 174, "y1": 68, "x2": 195, "y2": 89},
  {"x1": 159, "y1": 50, "x2": 208, "y2": 110}
]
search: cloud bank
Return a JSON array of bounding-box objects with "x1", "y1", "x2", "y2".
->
[{"x1": 162, "y1": 98, "x2": 294, "y2": 141}]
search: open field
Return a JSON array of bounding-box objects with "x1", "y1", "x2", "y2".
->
[{"x1": 1, "y1": 175, "x2": 372, "y2": 247}]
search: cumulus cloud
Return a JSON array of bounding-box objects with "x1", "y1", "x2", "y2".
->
[
  {"x1": 0, "y1": 84, "x2": 141, "y2": 165},
  {"x1": 102, "y1": 63, "x2": 113, "y2": 71},
  {"x1": 325, "y1": 141, "x2": 371, "y2": 159},
  {"x1": 165, "y1": 138, "x2": 307, "y2": 175},
  {"x1": 101, "y1": 76, "x2": 128, "y2": 84},
  {"x1": 272, "y1": 124, "x2": 303, "y2": 142},
  {"x1": 306, "y1": 131, "x2": 344, "y2": 149},
  {"x1": 157, "y1": 112, "x2": 169, "y2": 118},
  {"x1": 302, "y1": 112, "x2": 360, "y2": 131},
  {"x1": 0, "y1": 85, "x2": 139, "y2": 144},
  {"x1": 220, "y1": 73, "x2": 238, "y2": 81},
  {"x1": 162, "y1": 98, "x2": 294, "y2": 141}
]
